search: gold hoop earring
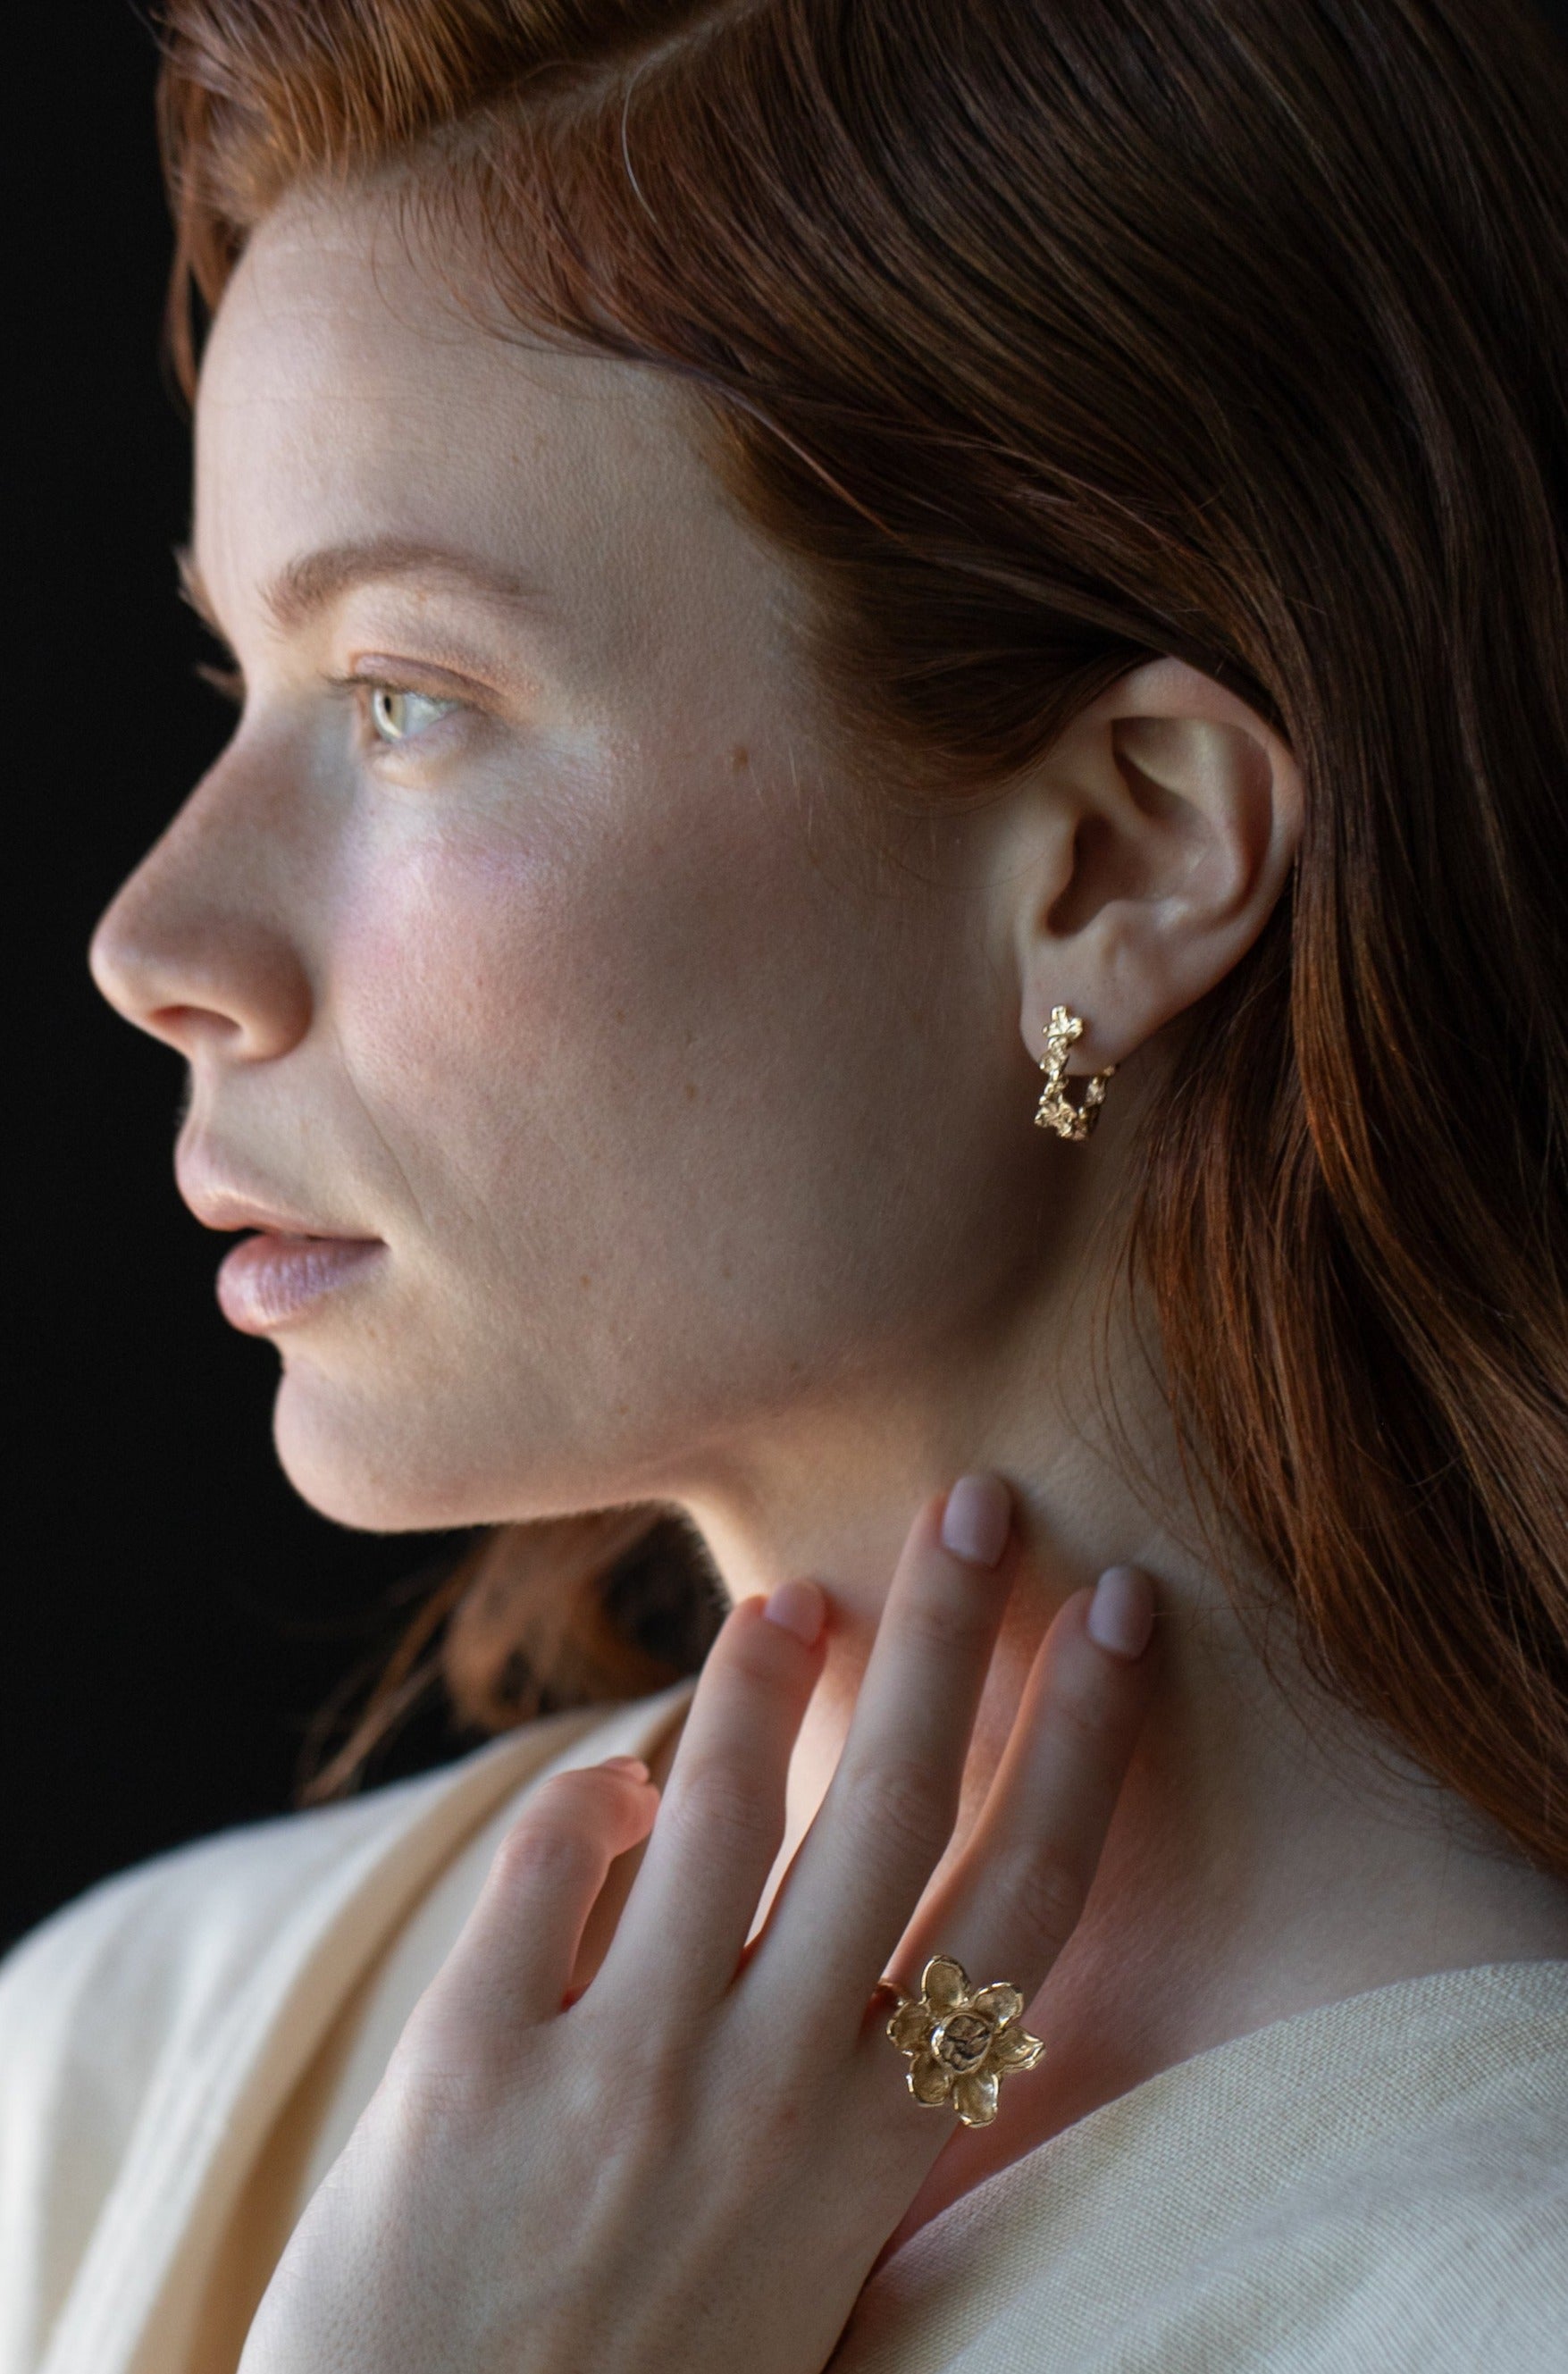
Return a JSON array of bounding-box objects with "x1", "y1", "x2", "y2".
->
[{"x1": 1034, "y1": 1005, "x2": 1116, "y2": 1140}]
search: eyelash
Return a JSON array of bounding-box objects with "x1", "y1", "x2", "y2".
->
[{"x1": 192, "y1": 662, "x2": 465, "y2": 750}]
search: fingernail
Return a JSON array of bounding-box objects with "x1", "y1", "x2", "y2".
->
[
  {"x1": 1086, "y1": 1566, "x2": 1155, "y2": 1659},
  {"x1": 763, "y1": 1577, "x2": 826, "y2": 1647},
  {"x1": 940, "y1": 1472, "x2": 1012, "y2": 1569},
  {"x1": 601, "y1": 1755, "x2": 651, "y2": 1779}
]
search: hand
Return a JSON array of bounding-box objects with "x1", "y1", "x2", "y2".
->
[{"x1": 239, "y1": 1478, "x2": 1156, "y2": 2374}]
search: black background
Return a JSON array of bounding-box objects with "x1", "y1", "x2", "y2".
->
[
  {"x1": 8, "y1": 1, "x2": 1568, "y2": 1951},
  {"x1": 7, "y1": 4, "x2": 480, "y2": 1952}
]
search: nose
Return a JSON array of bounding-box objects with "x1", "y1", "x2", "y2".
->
[{"x1": 89, "y1": 754, "x2": 314, "y2": 1066}]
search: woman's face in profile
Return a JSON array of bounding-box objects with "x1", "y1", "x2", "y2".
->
[{"x1": 90, "y1": 185, "x2": 1046, "y2": 1533}]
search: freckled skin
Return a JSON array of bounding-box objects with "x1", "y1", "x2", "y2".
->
[
  {"x1": 88, "y1": 182, "x2": 1568, "y2": 2257},
  {"x1": 90, "y1": 184, "x2": 1051, "y2": 1537}
]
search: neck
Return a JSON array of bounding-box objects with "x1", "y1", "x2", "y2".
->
[{"x1": 674, "y1": 1284, "x2": 1568, "y2": 2227}]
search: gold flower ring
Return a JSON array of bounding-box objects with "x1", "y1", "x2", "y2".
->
[{"x1": 883, "y1": 1955, "x2": 1045, "y2": 2127}]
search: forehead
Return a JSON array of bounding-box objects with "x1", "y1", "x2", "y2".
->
[{"x1": 192, "y1": 184, "x2": 763, "y2": 642}]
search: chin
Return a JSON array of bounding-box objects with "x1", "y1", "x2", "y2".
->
[
  {"x1": 271, "y1": 1365, "x2": 508, "y2": 1533},
  {"x1": 268, "y1": 1355, "x2": 670, "y2": 1535}
]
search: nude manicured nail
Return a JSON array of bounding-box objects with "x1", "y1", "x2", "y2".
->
[
  {"x1": 600, "y1": 1755, "x2": 651, "y2": 1779},
  {"x1": 763, "y1": 1577, "x2": 826, "y2": 1646},
  {"x1": 940, "y1": 1472, "x2": 1012, "y2": 1568},
  {"x1": 1086, "y1": 1565, "x2": 1155, "y2": 1659}
]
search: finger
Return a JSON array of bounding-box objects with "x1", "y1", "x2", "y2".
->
[
  {"x1": 752, "y1": 1475, "x2": 1017, "y2": 2013},
  {"x1": 892, "y1": 1565, "x2": 1156, "y2": 2043},
  {"x1": 597, "y1": 1581, "x2": 826, "y2": 2004},
  {"x1": 415, "y1": 1759, "x2": 658, "y2": 2046}
]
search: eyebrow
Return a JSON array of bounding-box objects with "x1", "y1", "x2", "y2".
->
[{"x1": 175, "y1": 538, "x2": 548, "y2": 639}]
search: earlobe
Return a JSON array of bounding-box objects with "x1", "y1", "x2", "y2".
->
[{"x1": 1016, "y1": 657, "x2": 1303, "y2": 1078}]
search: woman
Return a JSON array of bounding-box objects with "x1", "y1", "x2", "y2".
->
[{"x1": 3, "y1": 0, "x2": 1565, "y2": 2366}]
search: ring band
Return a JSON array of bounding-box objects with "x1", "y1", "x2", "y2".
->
[{"x1": 884, "y1": 1954, "x2": 1045, "y2": 2127}]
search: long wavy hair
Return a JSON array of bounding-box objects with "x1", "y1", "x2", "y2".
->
[{"x1": 155, "y1": 0, "x2": 1568, "y2": 1867}]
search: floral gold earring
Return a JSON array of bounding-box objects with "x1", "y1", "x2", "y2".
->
[{"x1": 1034, "y1": 1004, "x2": 1116, "y2": 1140}]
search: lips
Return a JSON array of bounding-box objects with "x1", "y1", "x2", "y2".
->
[
  {"x1": 176, "y1": 1156, "x2": 385, "y2": 1333},
  {"x1": 215, "y1": 1229, "x2": 385, "y2": 1333}
]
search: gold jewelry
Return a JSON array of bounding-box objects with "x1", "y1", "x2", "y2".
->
[
  {"x1": 884, "y1": 1954, "x2": 1045, "y2": 2127},
  {"x1": 1034, "y1": 1004, "x2": 1116, "y2": 1140}
]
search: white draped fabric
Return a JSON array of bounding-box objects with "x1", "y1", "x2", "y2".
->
[{"x1": 2, "y1": 1688, "x2": 1563, "y2": 2374}]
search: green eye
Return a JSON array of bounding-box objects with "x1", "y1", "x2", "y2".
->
[{"x1": 368, "y1": 685, "x2": 457, "y2": 743}]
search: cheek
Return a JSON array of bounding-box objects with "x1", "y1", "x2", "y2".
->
[
  {"x1": 321, "y1": 786, "x2": 782, "y2": 1256},
  {"x1": 330, "y1": 828, "x2": 578, "y2": 1192},
  {"x1": 306, "y1": 761, "x2": 1019, "y2": 1485}
]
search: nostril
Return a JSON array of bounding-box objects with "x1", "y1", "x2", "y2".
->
[
  {"x1": 88, "y1": 899, "x2": 312, "y2": 1061},
  {"x1": 86, "y1": 768, "x2": 315, "y2": 1059},
  {"x1": 147, "y1": 1002, "x2": 247, "y2": 1051}
]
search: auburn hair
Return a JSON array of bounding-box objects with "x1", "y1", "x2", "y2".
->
[{"x1": 155, "y1": 0, "x2": 1568, "y2": 1866}]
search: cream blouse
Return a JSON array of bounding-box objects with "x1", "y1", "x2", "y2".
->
[{"x1": 1, "y1": 1685, "x2": 1563, "y2": 2374}]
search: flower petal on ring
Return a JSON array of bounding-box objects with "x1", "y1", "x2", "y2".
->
[
  {"x1": 921, "y1": 1956, "x2": 969, "y2": 2009},
  {"x1": 992, "y1": 2024, "x2": 1046, "y2": 2071},
  {"x1": 972, "y1": 1983, "x2": 1024, "y2": 2028},
  {"x1": 954, "y1": 2070, "x2": 1001, "y2": 2127},
  {"x1": 887, "y1": 1998, "x2": 935, "y2": 2053},
  {"x1": 907, "y1": 2052, "x2": 955, "y2": 2106}
]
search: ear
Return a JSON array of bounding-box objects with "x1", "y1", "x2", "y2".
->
[{"x1": 1012, "y1": 657, "x2": 1303, "y2": 1074}]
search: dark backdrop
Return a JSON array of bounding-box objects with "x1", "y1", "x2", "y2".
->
[
  {"x1": 8, "y1": 0, "x2": 1568, "y2": 1951},
  {"x1": 6, "y1": 4, "x2": 480, "y2": 1953}
]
